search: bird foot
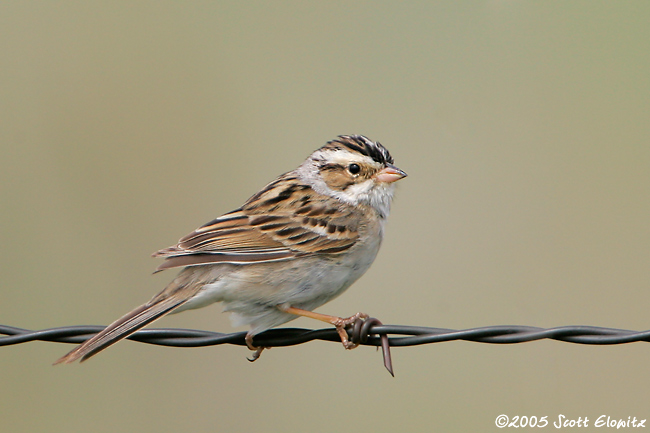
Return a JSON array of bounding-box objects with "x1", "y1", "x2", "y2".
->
[
  {"x1": 245, "y1": 333, "x2": 267, "y2": 362},
  {"x1": 333, "y1": 312, "x2": 369, "y2": 349}
]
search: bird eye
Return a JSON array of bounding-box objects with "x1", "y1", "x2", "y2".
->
[{"x1": 348, "y1": 163, "x2": 361, "y2": 175}]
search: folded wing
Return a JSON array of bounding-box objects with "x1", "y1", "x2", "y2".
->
[{"x1": 153, "y1": 182, "x2": 360, "y2": 271}]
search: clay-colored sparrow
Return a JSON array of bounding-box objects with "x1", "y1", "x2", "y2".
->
[{"x1": 55, "y1": 135, "x2": 406, "y2": 364}]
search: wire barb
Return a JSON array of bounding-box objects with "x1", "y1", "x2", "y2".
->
[{"x1": 348, "y1": 318, "x2": 393, "y2": 376}]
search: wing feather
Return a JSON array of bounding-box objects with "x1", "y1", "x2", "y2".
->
[{"x1": 153, "y1": 173, "x2": 361, "y2": 271}]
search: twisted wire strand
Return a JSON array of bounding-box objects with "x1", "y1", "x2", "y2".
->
[
  {"x1": 4, "y1": 323, "x2": 650, "y2": 376},
  {"x1": 3, "y1": 323, "x2": 650, "y2": 347}
]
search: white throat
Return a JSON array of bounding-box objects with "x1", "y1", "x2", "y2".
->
[{"x1": 296, "y1": 155, "x2": 395, "y2": 219}]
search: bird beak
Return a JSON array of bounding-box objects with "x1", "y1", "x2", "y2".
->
[{"x1": 375, "y1": 164, "x2": 407, "y2": 183}]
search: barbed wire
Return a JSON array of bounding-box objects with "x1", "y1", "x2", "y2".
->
[{"x1": 3, "y1": 323, "x2": 650, "y2": 376}]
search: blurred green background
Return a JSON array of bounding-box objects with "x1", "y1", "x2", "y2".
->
[{"x1": 1, "y1": 2, "x2": 649, "y2": 432}]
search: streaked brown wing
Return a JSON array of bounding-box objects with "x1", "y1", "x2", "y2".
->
[{"x1": 153, "y1": 177, "x2": 360, "y2": 271}]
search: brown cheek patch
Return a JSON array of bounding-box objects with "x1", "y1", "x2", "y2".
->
[{"x1": 320, "y1": 169, "x2": 355, "y2": 191}]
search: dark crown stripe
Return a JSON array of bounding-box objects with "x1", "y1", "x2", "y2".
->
[{"x1": 329, "y1": 135, "x2": 394, "y2": 165}]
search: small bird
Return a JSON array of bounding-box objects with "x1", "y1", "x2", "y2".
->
[{"x1": 55, "y1": 135, "x2": 406, "y2": 364}]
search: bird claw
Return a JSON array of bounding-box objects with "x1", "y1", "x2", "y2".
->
[
  {"x1": 247, "y1": 346, "x2": 264, "y2": 362},
  {"x1": 245, "y1": 333, "x2": 267, "y2": 362},
  {"x1": 333, "y1": 312, "x2": 369, "y2": 350}
]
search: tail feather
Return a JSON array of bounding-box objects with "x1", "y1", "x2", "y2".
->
[
  {"x1": 54, "y1": 266, "x2": 211, "y2": 364},
  {"x1": 54, "y1": 297, "x2": 185, "y2": 364}
]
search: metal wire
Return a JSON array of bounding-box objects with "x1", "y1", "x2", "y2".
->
[
  {"x1": 4, "y1": 323, "x2": 650, "y2": 376},
  {"x1": 4, "y1": 323, "x2": 650, "y2": 347}
]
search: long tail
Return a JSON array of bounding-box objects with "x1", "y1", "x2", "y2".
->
[
  {"x1": 53, "y1": 297, "x2": 186, "y2": 364},
  {"x1": 54, "y1": 269, "x2": 207, "y2": 364}
]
